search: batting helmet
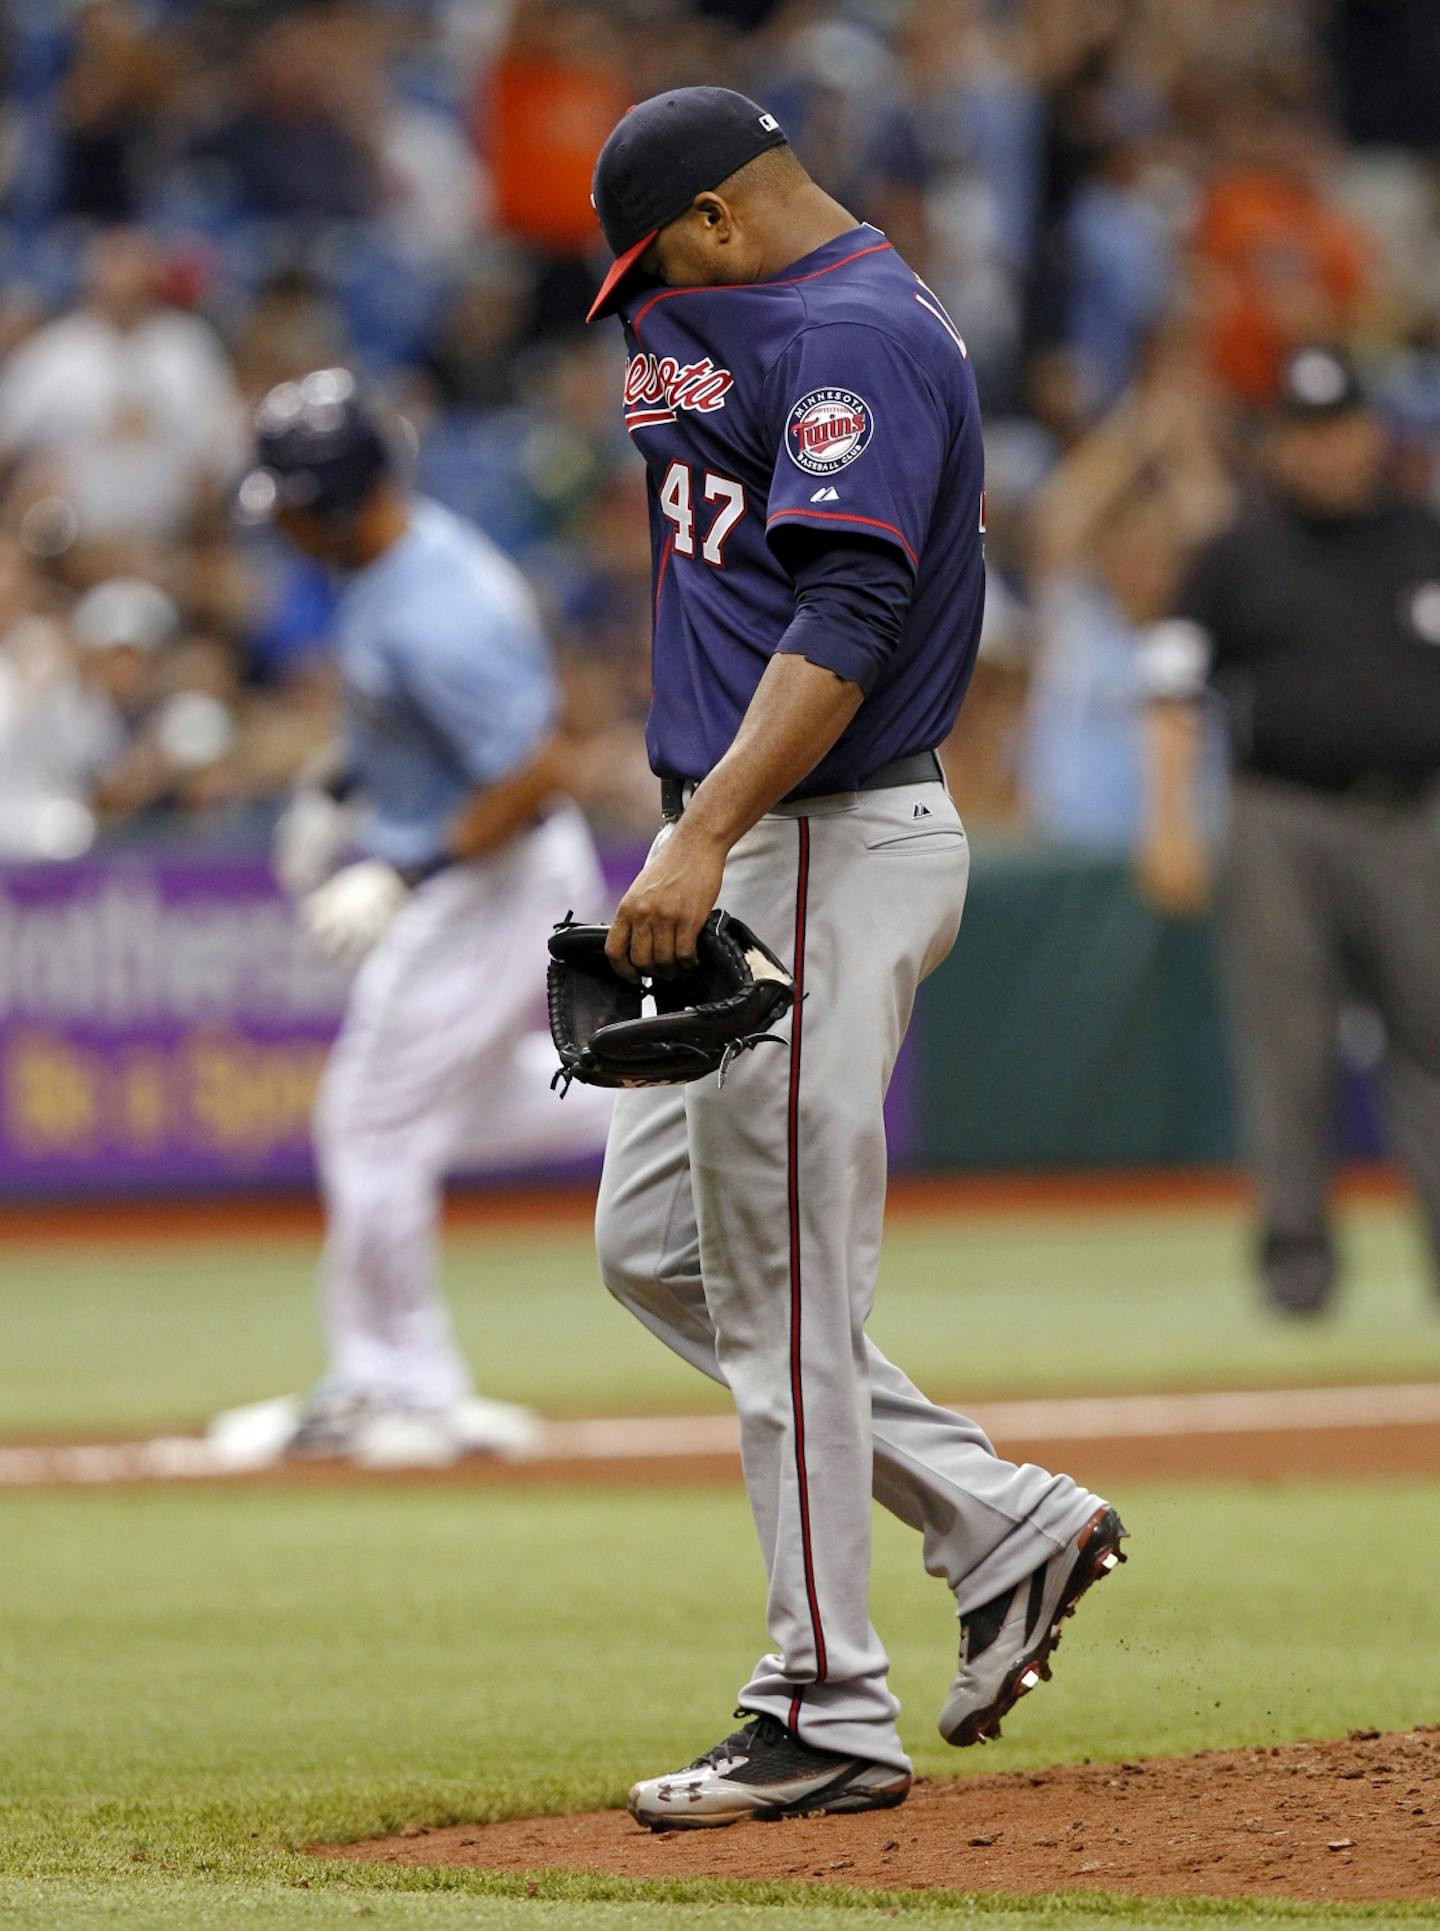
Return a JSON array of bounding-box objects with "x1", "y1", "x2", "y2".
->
[{"x1": 236, "y1": 368, "x2": 395, "y2": 523}]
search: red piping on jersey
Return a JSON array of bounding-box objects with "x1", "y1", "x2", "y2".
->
[
  {"x1": 766, "y1": 505, "x2": 919, "y2": 568},
  {"x1": 631, "y1": 241, "x2": 894, "y2": 340},
  {"x1": 654, "y1": 533, "x2": 674, "y2": 621},
  {"x1": 787, "y1": 817, "x2": 827, "y2": 1715}
]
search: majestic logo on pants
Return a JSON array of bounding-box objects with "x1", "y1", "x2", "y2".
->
[{"x1": 786, "y1": 388, "x2": 872, "y2": 474}]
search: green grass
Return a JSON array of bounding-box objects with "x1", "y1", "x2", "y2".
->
[
  {"x1": 3, "y1": 1884, "x2": 1434, "y2": 1931},
  {"x1": 4, "y1": 1198, "x2": 1439, "y2": 1925},
  {"x1": 0, "y1": 1882, "x2": 1432, "y2": 1931},
  {"x1": 3, "y1": 1199, "x2": 1437, "y2": 1436},
  {"x1": 3, "y1": 1481, "x2": 1439, "y2": 1928}
]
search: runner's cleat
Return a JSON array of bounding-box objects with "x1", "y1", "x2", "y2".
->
[
  {"x1": 207, "y1": 1385, "x2": 371, "y2": 1468},
  {"x1": 628, "y1": 1713, "x2": 912, "y2": 1831},
  {"x1": 939, "y1": 1503, "x2": 1129, "y2": 1746}
]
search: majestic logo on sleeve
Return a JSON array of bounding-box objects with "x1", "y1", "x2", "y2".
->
[
  {"x1": 786, "y1": 388, "x2": 872, "y2": 474},
  {"x1": 624, "y1": 354, "x2": 733, "y2": 432}
]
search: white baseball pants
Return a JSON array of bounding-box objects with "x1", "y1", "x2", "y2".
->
[
  {"x1": 314, "y1": 804, "x2": 613, "y2": 1408},
  {"x1": 596, "y1": 783, "x2": 1103, "y2": 1772}
]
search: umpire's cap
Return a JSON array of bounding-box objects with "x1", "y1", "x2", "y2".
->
[
  {"x1": 587, "y1": 87, "x2": 788, "y2": 324},
  {"x1": 237, "y1": 369, "x2": 394, "y2": 523}
]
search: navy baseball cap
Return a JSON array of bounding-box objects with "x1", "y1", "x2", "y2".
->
[
  {"x1": 236, "y1": 368, "x2": 394, "y2": 523},
  {"x1": 1276, "y1": 346, "x2": 1366, "y2": 420},
  {"x1": 587, "y1": 86, "x2": 788, "y2": 324}
]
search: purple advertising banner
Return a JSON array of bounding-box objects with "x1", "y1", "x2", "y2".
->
[
  {"x1": 0, "y1": 850, "x2": 916, "y2": 1198},
  {"x1": 0, "y1": 856, "x2": 349, "y2": 1195}
]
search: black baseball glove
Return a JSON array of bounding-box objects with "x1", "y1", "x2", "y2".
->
[{"x1": 547, "y1": 909, "x2": 796, "y2": 1092}]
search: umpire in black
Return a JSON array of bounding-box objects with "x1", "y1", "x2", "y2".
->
[{"x1": 1139, "y1": 345, "x2": 1440, "y2": 1314}]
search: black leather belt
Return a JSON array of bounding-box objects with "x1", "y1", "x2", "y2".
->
[{"x1": 659, "y1": 749, "x2": 942, "y2": 823}]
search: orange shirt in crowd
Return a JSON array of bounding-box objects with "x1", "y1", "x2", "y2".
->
[
  {"x1": 482, "y1": 53, "x2": 629, "y2": 256},
  {"x1": 1192, "y1": 171, "x2": 1372, "y2": 405}
]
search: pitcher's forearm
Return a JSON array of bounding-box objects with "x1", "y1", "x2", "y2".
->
[{"x1": 678, "y1": 654, "x2": 865, "y2": 855}]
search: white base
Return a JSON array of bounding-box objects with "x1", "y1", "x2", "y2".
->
[
  {"x1": 206, "y1": 1394, "x2": 306, "y2": 1470},
  {"x1": 351, "y1": 1397, "x2": 542, "y2": 1469},
  {"x1": 205, "y1": 1392, "x2": 542, "y2": 1470}
]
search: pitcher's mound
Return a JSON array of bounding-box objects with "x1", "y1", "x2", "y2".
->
[{"x1": 321, "y1": 1727, "x2": 1440, "y2": 1902}]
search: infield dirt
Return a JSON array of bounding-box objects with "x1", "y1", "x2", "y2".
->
[
  {"x1": 322, "y1": 1725, "x2": 1440, "y2": 1903},
  {"x1": 3, "y1": 1409, "x2": 1438, "y2": 1488}
]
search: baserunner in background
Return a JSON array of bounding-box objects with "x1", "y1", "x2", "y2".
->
[{"x1": 210, "y1": 370, "x2": 611, "y2": 1470}]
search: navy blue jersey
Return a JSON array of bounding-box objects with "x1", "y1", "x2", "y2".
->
[{"x1": 615, "y1": 223, "x2": 985, "y2": 791}]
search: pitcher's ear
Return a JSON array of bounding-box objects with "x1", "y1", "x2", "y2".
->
[{"x1": 692, "y1": 192, "x2": 731, "y2": 236}]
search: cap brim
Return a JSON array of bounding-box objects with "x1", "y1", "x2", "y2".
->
[{"x1": 586, "y1": 228, "x2": 659, "y2": 324}]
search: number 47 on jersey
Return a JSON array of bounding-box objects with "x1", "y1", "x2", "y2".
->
[{"x1": 659, "y1": 462, "x2": 747, "y2": 568}]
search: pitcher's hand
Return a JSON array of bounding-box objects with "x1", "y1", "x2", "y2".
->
[{"x1": 606, "y1": 823, "x2": 726, "y2": 982}]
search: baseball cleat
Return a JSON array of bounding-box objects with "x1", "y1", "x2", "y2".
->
[
  {"x1": 627, "y1": 1713, "x2": 912, "y2": 1831},
  {"x1": 939, "y1": 1503, "x2": 1129, "y2": 1747},
  {"x1": 1260, "y1": 1227, "x2": 1335, "y2": 1317},
  {"x1": 206, "y1": 1385, "x2": 372, "y2": 1469}
]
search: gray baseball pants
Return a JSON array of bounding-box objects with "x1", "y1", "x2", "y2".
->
[
  {"x1": 596, "y1": 781, "x2": 1103, "y2": 1772},
  {"x1": 1223, "y1": 773, "x2": 1440, "y2": 1271}
]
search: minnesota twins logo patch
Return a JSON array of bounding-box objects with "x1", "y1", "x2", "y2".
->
[{"x1": 787, "y1": 387, "x2": 872, "y2": 475}]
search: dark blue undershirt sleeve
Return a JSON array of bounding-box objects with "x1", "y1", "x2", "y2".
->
[{"x1": 769, "y1": 526, "x2": 915, "y2": 695}]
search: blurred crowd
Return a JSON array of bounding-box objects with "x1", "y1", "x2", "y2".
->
[{"x1": 0, "y1": 0, "x2": 1437, "y2": 859}]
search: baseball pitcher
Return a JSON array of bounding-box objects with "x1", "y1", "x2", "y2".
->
[
  {"x1": 211, "y1": 371, "x2": 612, "y2": 1469},
  {"x1": 584, "y1": 90, "x2": 1128, "y2": 1829}
]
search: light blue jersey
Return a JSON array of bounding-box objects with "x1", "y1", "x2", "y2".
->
[{"x1": 337, "y1": 498, "x2": 557, "y2": 868}]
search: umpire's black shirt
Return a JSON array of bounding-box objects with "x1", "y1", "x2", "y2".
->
[{"x1": 1158, "y1": 491, "x2": 1440, "y2": 793}]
